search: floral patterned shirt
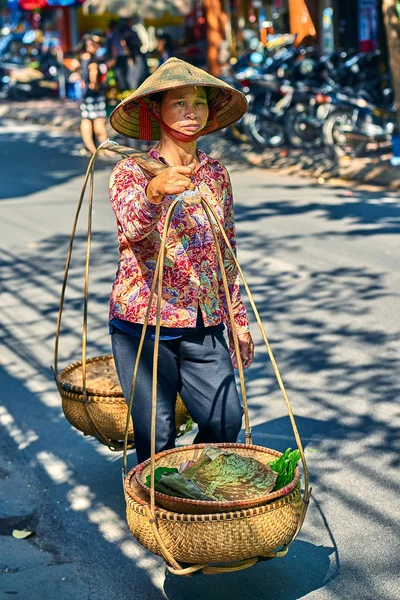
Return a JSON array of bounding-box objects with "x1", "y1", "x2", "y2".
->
[{"x1": 109, "y1": 148, "x2": 249, "y2": 334}]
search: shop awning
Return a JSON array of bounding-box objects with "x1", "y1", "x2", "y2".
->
[
  {"x1": 81, "y1": 0, "x2": 193, "y2": 18},
  {"x1": 16, "y1": 0, "x2": 85, "y2": 8}
]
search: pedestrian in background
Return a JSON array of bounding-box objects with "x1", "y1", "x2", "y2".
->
[
  {"x1": 119, "y1": 17, "x2": 149, "y2": 91},
  {"x1": 155, "y1": 29, "x2": 174, "y2": 66},
  {"x1": 79, "y1": 34, "x2": 108, "y2": 155},
  {"x1": 107, "y1": 17, "x2": 148, "y2": 96},
  {"x1": 107, "y1": 19, "x2": 129, "y2": 94}
]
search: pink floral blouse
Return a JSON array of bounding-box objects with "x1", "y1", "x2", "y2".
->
[{"x1": 109, "y1": 148, "x2": 249, "y2": 334}]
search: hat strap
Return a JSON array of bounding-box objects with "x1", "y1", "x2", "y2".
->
[
  {"x1": 139, "y1": 100, "x2": 155, "y2": 141},
  {"x1": 139, "y1": 99, "x2": 218, "y2": 142}
]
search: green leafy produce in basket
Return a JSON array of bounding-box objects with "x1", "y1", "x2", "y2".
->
[
  {"x1": 269, "y1": 448, "x2": 301, "y2": 490},
  {"x1": 145, "y1": 467, "x2": 215, "y2": 500},
  {"x1": 145, "y1": 447, "x2": 283, "y2": 502},
  {"x1": 180, "y1": 446, "x2": 277, "y2": 501}
]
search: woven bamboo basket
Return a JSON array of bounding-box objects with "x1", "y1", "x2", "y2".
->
[
  {"x1": 135, "y1": 443, "x2": 300, "y2": 514},
  {"x1": 57, "y1": 354, "x2": 189, "y2": 444},
  {"x1": 125, "y1": 464, "x2": 303, "y2": 565}
]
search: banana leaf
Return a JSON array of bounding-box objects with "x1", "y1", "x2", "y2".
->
[
  {"x1": 181, "y1": 447, "x2": 277, "y2": 501},
  {"x1": 145, "y1": 466, "x2": 178, "y2": 488},
  {"x1": 145, "y1": 467, "x2": 214, "y2": 499},
  {"x1": 159, "y1": 472, "x2": 216, "y2": 501}
]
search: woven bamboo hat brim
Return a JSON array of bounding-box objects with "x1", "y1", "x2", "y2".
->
[{"x1": 109, "y1": 57, "x2": 248, "y2": 140}]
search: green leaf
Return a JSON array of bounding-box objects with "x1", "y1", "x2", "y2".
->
[
  {"x1": 145, "y1": 466, "x2": 178, "y2": 487},
  {"x1": 270, "y1": 448, "x2": 292, "y2": 472},
  {"x1": 271, "y1": 448, "x2": 301, "y2": 490},
  {"x1": 270, "y1": 450, "x2": 290, "y2": 474},
  {"x1": 291, "y1": 450, "x2": 301, "y2": 464},
  {"x1": 176, "y1": 417, "x2": 194, "y2": 438},
  {"x1": 160, "y1": 472, "x2": 215, "y2": 501}
]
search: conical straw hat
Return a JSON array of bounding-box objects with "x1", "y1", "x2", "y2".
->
[{"x1": 109, "y1": 57, "x2": 248, "y2": 140}]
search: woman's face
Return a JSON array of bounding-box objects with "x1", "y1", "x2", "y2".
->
[
  {"x1": 157, "y1": 86, "x2": 209, "y2": 136},
  {"x1": 86, "y1": 39, "x2": 99, "y2": 55}
]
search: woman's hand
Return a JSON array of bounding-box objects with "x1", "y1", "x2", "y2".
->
[
  {"x1": 146, "y1": 164, "x2": 195, "y2": 204},
  {"x1": 228, "y1": 332, "x2": 254, "y2": 369}
]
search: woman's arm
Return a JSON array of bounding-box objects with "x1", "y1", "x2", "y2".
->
[
  {"x1": 110, "y1": 159, "x2": 196, "y2": 242},
  {"x1": 109, "y1": 159, "x2": 163, "y2": 242}
]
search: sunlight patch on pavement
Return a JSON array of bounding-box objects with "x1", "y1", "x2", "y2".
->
[
  {"x1": 67, "y1": 485, "x2": 95, "y2": 511},
  {"x1": 34, "y1": 444, "x2": 165, "y2": 589},
  {"x1": 0, "y1": 405, "x2": 39, "y2": 450},
  {"x1": 37, "y1": 450, "x2": 73, "y2": 484},
  {"x1": 88, "y1": 503, "x2": 164, "y2": 589},
  {"x1": 88, "y1": 505, "x2": 127, "y2": 543},
  {"x1": 119, "y1": 540, "x2": 161, "y2": 572}
]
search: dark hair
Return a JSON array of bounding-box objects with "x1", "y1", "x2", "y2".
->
[{"x1": 149, "y1": 92, "x2": 163, "y2": 105}]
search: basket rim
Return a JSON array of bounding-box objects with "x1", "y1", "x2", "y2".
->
[
  {"x1": 56, "y1": 354, "x2": 123, "y2": 398},
  {"x1": 60, "y1": 389, "x2": 127, "y2": 404},
  {"x1": 134, "y1": 442, "x2": 300, "y2": 512},
  {"x1": 125, "y1": 465, "x2": 302, "y2": 522}
]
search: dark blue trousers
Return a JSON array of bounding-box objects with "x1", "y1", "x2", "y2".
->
[{"x1": 111, "y1": 326, "x2": 243, "y2": 464}]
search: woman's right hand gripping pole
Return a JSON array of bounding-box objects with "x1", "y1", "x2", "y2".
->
[{"x1": 146, "y1": 164, "x2": 196, "y2": 204}]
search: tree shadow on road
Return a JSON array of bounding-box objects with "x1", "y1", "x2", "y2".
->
[
  {"x1": 0, "y1": 364, "x2": 165, "y2": 600},
  {"x1": 234, "y1": 183, "x2": 400, "y2": 238},
  {"x1": 0, "y1": 127, "x2": 114, "y2": 201},
  {"x1": 1, "y1": 174, "x2": 399, "y2": 598},
  {"x1": 164, "y1": 540, "x2": 335, "y2": 600}
]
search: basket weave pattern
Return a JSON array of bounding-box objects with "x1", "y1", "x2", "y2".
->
[
  {"x1": 135, "y1": 443, "x2": 300, "y2": 514},
  {"x1": 125, "y1": 466, "x2": 302, "y2": 563},
  {"x1": 57, "y1": 354, "x2": 189, "y2": 442}
]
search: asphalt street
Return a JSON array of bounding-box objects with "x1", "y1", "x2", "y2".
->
[{"x1": 1, "y1": 121, "x2": 399, "y2": 600}]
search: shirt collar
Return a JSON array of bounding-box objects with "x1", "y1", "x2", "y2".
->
[{"x1": 148, "y1": 148, "x2": 217, "y2": 168}]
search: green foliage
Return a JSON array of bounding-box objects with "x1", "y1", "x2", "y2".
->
[
  {"x1": 181, "y1": 446, "x2": 277, "y2": 501},
  {"x1": 269, "y1": 448, "x2": 301, "y2": 490},
  {"x1": 160, "y1": 472, "x2": 215, "y2": 500},
  {"x1": 145, "y1": 466, "x2": 178, "y2": 488},
  {"x1": 176, "y1": 416, "x2": 194, "y2": 438},
  {"x1": 145, "y1": 466, "x2": 214, "y2": 499}
]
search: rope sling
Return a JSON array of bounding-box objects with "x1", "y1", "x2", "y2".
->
[{"x1": 54, "y1": 140, "x2": 311, "y2": 574}]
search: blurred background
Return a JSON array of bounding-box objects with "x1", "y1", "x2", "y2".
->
[{"x1": 0, "y1": 0, "x2": 399, "y2": 160}]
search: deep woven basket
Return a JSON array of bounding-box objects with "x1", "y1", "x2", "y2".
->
[
  {"x1": 135, "y1": 443, "x2": 300, "y2": 514},
  {"x1": 57, "y1": 354, "x2": 189, "y2": 443},
  {"x1": 125, "y1": 461, "x2": 303, "y2": 564}
]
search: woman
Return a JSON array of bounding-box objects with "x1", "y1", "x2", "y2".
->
[
  {"x1": 79, "y1": 35, "x2": 108, "y2": 155},
  {"x1": 108, "y1": 58, "x2": 254, "y2": 464}
]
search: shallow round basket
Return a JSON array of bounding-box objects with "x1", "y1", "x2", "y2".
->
[
  {"x1": 56, "y1": 354, "x2": 189, "y2": 444},
  {"x1": 135, "y1": 443, "x2": 300, "y2": 514},
  {"x1": 125, "y1": 462, "x2": 303, "y2": 565}
]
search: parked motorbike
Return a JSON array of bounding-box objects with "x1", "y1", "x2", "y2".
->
[
  {"x1": 322, "y1": 93, "x2": 396, "y2": 156},
  {"x1": 0, "y1": 59, "x2": 60, "y2": 99},
  {"x1": 242, "y1": 46, "x2": 319, "y2": 148}
]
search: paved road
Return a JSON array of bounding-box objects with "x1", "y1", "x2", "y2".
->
[{"x1": 1, "y1": 122, "x2": 399, "y2": 600}]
